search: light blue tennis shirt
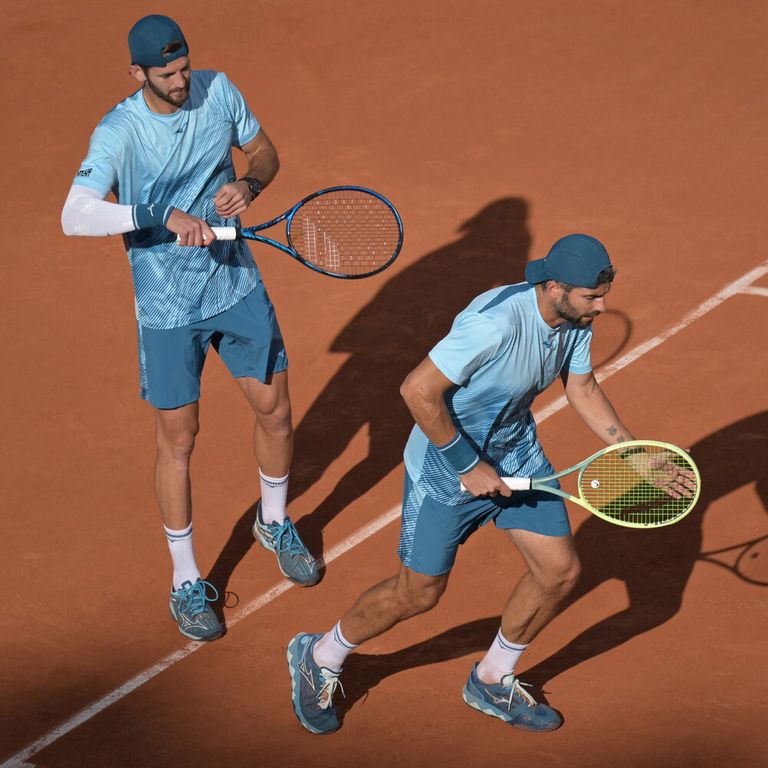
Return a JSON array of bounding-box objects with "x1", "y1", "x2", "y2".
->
[
  {"x1": 404, "y1": 283, "x2": 593, "y2": 503},
  {"x1": 73, "y1": 70, "x2": 261, "y2": 329}
]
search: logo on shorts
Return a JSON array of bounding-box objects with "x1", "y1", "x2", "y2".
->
[{"x1": 76, "y1": 168, "x2": 93, "y2": 177}]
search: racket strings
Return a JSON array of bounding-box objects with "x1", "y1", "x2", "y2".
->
[
  {"x1": 579, "y1": 447, "x2": 699, "y2": 526},
  {"x1": 288, "y1": 190, "x2": 401, "y2": 275}
]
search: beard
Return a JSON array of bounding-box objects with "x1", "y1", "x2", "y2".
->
[
  {"x1": 145, "y1": 76, "x2": 189, "y2": 108},
  {"x1": 555, "y1": 295, "x2": 599, "y2": 326}
]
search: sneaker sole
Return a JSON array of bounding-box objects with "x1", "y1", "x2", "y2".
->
[
  {"x1": 286, "y1": 635, "x2": 336, "y2": 735},
  {"x1": 461, "y1": 686, "x2": 560, "y2": 732},
  {"x1": 253, "y1": 523, "x2": 320, "y2": 587}
]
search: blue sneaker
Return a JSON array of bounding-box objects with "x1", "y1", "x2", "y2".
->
[
  {"x1": 462, "y1": 664, "x2": 562, "y2": 731},
  {"x1": 169, "y1": 578, "x2": 224, "y2": 641},
  {"x1": 287, "y1": 632, "x2": 343, "y2": 734},
  {"x1": 253, "y1": 503, "x2": 320, "y2": 586}
]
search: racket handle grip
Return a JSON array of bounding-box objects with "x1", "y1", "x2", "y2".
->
[
  {"x1": 460, "y1": 477, "x2": 532, "y2": 492},
  {"x1": 210, "y1": 227, "x2": 238, "y2": 240},
  {"x1": 174, "y1": 227, "x2": 239, "y2": 244}
]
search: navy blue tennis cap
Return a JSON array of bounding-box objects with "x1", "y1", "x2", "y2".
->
[
  {"x1": 129, "y1": 15, "x2": 189, "y2": 68},
  {"x1": 525, "y1": 234, "x2": 613, "y2": 288}
]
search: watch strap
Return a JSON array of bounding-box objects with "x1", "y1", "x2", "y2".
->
[{"x1": 239, "y1": 176, "x2": 263, "y2": 200}]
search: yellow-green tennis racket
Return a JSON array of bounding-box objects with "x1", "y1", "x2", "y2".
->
[{"x1": 461, "y1": 440, "x2": 700, "y2": 529}]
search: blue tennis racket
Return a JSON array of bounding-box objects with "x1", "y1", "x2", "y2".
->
[{"x1": 210, "y1": 186, "x2": 403, "y2": 279}]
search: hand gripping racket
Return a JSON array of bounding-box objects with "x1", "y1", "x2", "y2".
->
[
  {"x1": 461, "y1": 440, "x2": 701, "y2": 529},
  {"x1": 207, "y1": 186, "x2": 403, "y2": 279}
]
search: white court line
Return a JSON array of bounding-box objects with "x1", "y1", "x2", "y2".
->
[
  {"x1": 535, "y1": 261, "x2": 768, "y2": 423},
  {"x1": 1, "y1": 506, "x2": 402, "y2": 768},
  {"x1": 739, "y1": 285, "x2": 768, "y2": 298},
  {"x1": 3, "y1": 260, "x2": 767, "y2": 768}
]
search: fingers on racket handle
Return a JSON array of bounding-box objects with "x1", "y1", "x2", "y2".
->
[
  {"x1": 175, "y1": 227, "x2": 239, "y2": 244},
  {"x1": 459, "y1": 477, "x2": 532, "y2": 492}
]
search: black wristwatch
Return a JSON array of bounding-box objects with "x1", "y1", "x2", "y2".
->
[{"x1": 239, "y1": 176, "x2": 263, "y2": 200}]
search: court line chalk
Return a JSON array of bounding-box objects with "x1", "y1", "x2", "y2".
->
[
  {"x1": 535, "y1": 261, "x2": 768, "y2": 423},
  {"x1": 739, "y1": 285, "x2": 768, "y2": 298},
  {"x1": 2, "y1": 259, "x2": 766, "y2": 768}
]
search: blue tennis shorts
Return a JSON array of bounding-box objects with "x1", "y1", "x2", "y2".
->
[
  {"x1": 137, "y1": 283, "x2": 288, "y2": 409},
  {"x1": 397, "y1": 472, "x2": 572, "y2": 576}
]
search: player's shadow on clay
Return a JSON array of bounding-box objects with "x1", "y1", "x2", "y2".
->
[
  {"x1": 207, "y1": 201, "x2": 634, "y2": 598},
  {"x1": 289, "y1": 197, "x2": 534, "y2": 559},
  {"x1": 207, "y1": 196, "x2": 533, "y2": 596},
  {"x1": 335, "y1": 411, "x2": 767, "y2": 716}
]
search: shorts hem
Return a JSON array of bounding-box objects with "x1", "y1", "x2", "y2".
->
[
  {"x1": 494, "y1": 523, "x2": 572, "y2": 538},
  {"x1": 232, "y1": 362, "x2": 289, "y2": 384},
  {"x1": 397, "y1": 554, "x2": 453, "y2": 578},
  {"x1": 141, "y1": 392, "x2": 201, "y2": 410}
]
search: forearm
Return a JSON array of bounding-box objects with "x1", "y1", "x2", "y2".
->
[
  {"x1": 401, "y1": 366, "x2": 479, "y2": 474},
  {"x1": 566, "y1": 377, "x2": 635, "y2": 446},
  {"x1": 402, "y1": 388, "x2": 459, "y2": 447},
  {"x1": 61, "y1": 185, "x2": 173, "y2": 237},
  {"x1": 242, "y1": 134, "x2": 279, "y2": 188}
]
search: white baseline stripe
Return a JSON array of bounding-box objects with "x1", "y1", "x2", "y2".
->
[
  {"x1": 534, "y1": 261, "x2": 768, "y2": 423},
  {"x1": 739, "y1": 285, "x2": 768, "y2": 298},
  {"x1": 1, "y1": 506, "x2": 401, "y2": 768},
  {"x1": 3, "y1": 260, "x2": 766, "y2": 768}
]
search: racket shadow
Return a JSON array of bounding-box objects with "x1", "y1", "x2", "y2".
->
[
  {"x1": 334, "y1": 411, "x2": 768, "y2": 720},
  {"x1": 521, "y1": 410, "x2": 768, "y2": 690}
]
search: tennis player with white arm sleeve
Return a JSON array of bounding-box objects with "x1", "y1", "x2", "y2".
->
[
  {"x1": 61, "y1": 15, "x2": 319, "y2": 642},
  {"x1": 288, "y1": 234, "x2": 638, "y2": 733}
]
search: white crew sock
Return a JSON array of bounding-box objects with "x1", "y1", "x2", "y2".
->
[
  {"x1": 313, "y1": 621, "x2": 358, "y2": 672},
  {"x1": 476, "y1": 629, "x2": 529, "y2": 683},
  {"x1": 164, "y1": 522, "x2": 201, "y2": 591},
  {"x1": 259, "y1": 470, "x2": 289, "y2": 525}
]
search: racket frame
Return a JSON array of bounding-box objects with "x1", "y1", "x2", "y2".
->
[
  {"x1": 213, "y1": 185, "x2": 404, "y2": 279},
  {"x1": 463, "y1": 440, "x2": 701, "y2": 529}
]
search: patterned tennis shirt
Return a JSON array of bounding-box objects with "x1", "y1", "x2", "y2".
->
[
  {"x1": 73, "y1": 70, "x2": 261, "y2": 329},
  {"x1": 403, "y1": 283, "x2": 594, "y2": 504}
]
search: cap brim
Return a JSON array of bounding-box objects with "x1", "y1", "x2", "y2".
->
[{"x1": 524, "y1": 258, "x2": 547, "y2": 284}]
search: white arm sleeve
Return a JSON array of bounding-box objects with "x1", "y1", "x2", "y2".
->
[{"x1": 61, "y1": 185, "x2": 137, "y2": 237}]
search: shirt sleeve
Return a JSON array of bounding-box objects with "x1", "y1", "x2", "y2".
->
[
  {"x1": 71, "y1": 123, "x2": 123, "y2": 197},
  {"x1": 428, "y1": 312, "x2": 505, "y2": 385},
  {"x1": 565, "y1": 327, "x2": 593, "y2": 374},
  {"x1": 217, "y1": 73, "x2": 260, "y2": 148}
]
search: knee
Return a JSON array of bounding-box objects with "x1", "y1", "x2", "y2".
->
[
  {"x1": 398, "y1": 579, "x2": 446, "y2": 618},
  {"x1": 255, "y1": 398, "x2": 293, "y2": 438},
  {"x1": 156, "y1": 425, "x2": 198, "y2": 467},
  {"x1": 536, "y1": 555, "x2": 581, "y2": 599}
]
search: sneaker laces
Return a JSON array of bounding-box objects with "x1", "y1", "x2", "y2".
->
[
  {"x1": 317, "y1": 669, "x2": 345, "y2": 710},
  {"x1": 273, "y1": 519, "x2": 310, "y2": 556},
  {"x1": 179, "y1": 580, "x2": 219, "y2": 617},
  {"x1": 500, "y1": 674, "x2": 537, "y2": 710}
]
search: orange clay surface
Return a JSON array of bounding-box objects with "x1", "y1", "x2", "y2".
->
[{"x1": 2, "y1": 2, "x2": 767, "y2": 766}]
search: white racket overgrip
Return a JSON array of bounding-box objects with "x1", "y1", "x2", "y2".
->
[
  {"x1": 460, "y1": 477, "x2": 532, "y2": 492},
  {"x1": 175, "y1": 227, "x2": 238, "y2": 244}
]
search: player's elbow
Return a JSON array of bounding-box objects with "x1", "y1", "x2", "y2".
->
[
  {"x1": 61, "y1": 207, "x2": 77, "y2": 236},
  {"x1": 399, "y1": 370, "x2": 420, "y2": 407},
  {"x1": 61, "y1": 189, "x2": 86, "y2": 236},
  {"x1": 400, "y1": 374, "x2": 437, "y2": 420}
]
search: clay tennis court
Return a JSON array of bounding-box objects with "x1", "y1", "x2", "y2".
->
[{"x1": 3, "y1": 1, "x2": 767, "y2": 766}]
